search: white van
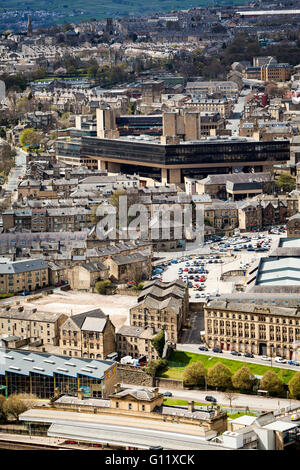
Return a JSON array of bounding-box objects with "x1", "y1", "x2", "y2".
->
[{"x1": 275, "y1": 356, "x2": 286, "y2": 363}]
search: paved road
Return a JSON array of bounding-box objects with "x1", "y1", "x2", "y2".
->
[
  {"x1": 226, "y1": 89, "x2": 251, "y2": 136},
  {"x1": 122, "y1": 383, "x2": 299, "y2": 412},
  {"x1": 0, "y1": 142, "x2": 27, "y2": 204}
]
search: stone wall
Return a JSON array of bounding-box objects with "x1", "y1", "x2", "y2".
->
[
  {"x1": 155, "y1": 377, "x2": 183, "y2": 389},
  {"x1": 117, "y1": 364, "x2": 154, "y2": 387},
  {"x1": 221, "y1": 269, "x2": 245, "y2": 280},
  {"x1": 115, "y1": 288, "x2": 140, "y2": 297}
]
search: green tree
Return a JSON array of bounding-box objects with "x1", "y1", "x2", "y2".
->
[
  {"x1": 232, "y1": 366, "x2": 255, "y2": 392},
  {"x1": 207, "y1": 362, "x2": 232, "y2": 389},
  {"x1": 87, "y1": 65, "x2": 99, "y2": 79},
  {"x1": 151, "y1": 329, "x2": 166, "y2": 358},
  {"x1": 183, "y1": 361, "x2": 206, "y2": 388},
  {"x1": 19, "y1": 128, "x2": 42, "y2": 148},
  {"x1": 128, "y1": 102, "x2": 136, "y2": 115},
  {"x1": 94, "y1": 279, "x2": 111, "y2": 295},
  {"x1": 145, "y1": 358, "x2": 167, "y2": 377},
  {"x1": 131, "y1": 282, "x2": 144, "y2": 291},
  {"x1": 259, "y1": 371, "x2": 284, "y2": 397},
  {"x1": 276, "y1": 173, "x2": 296, "y2": 193},
  {"x1": 288, "y1": 372, "x2": 300, "y2": 399}
]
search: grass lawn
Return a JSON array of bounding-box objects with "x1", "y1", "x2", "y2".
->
[
  {"x1": 160, "y1": 350, "x2": 296, "y2": 384},
  {"x1": 228, "y1": 411, "x2": 257, "y2": 420},
  {"x1": 163, "y1": 398, "x2": 209, "y2": 407}
]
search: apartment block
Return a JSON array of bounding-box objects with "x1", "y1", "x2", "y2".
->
[
  {"x1": 0, "y1": 258, "x2": 49, "y2": 295},
  {"x1": 0, "y1": 305, "x2": 67, "y2": 346}
]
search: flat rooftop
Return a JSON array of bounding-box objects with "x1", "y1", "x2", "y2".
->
[
  {"x1": 279, "y1": 238, "x2": 300, "y2": 248},
  {"x1": 256, "y1": 257, "x2": 300, "y2": 286}
]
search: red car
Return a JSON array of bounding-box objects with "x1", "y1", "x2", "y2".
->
[{"x1": 183, "y1": 268, "x2": 189, "y2": 271}]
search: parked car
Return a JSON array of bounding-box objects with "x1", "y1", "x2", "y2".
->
[
  {"x1": 261, "y1": 355, "x2": 271, "y2": 361},
  {"x1": 244, "y1": 352, "x2": 254, "y2": 358},
  {"x1": 205, "y1": 395, "x2": 217, "y2": 404},
  {"x1": 163, "y1": 391, "x2": 172, "y2": 397},
  {"x1": 231, "y1": 351, "x2": 241, "y2": 356},
  {"x1": 288, "y1": 360, "x2": 300, "y2": 366},
  {"x1": 21, "y1": 291, "x2": 31, "y2": 296},
  {"x1": 198, "y1": 346, "x2": 208, "y2": 351},
  {"x1": 212, "y1": 347, "x2": 222, "y2": 353}
]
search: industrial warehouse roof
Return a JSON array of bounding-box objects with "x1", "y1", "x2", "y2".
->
[
  {"x1": 256, "y1": 257, "x2": 300, "y2": 286},
  {"x1": 279, "y1": 238, "x2": 300, "y2": 248},
  {"x1": 0, "y1": 349, "x2": 115, "y2": 380}
]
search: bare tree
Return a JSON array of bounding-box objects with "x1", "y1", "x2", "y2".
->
[{"x1": 223, "y1": 389, "x2": 238, "y2": 411}]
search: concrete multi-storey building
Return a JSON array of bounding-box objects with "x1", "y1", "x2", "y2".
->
[
  {"x1": 0, "y1": 258, "x2": 49, "y2": 295},
  {"x1": 59, "y1": 308, "x2": 116, "y2": 360},
  {"x1": 204, "y1": 299, "x2": 300, "y2": 360}
]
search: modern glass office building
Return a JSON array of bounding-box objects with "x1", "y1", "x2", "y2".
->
[
  {"x1": 0, "y1": 349, "x2": 117, "y2": 399},
  {"x1": 80, "y1": 136, "x2": 290, "y2": 183}
]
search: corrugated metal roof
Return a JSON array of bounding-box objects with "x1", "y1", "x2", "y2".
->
[{"x1": 0, "y1": 348, "x2": 114, "y2": 380}]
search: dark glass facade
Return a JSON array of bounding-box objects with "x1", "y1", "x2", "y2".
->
[
  {"x1": 0, "y1": 371, "x2": 103, "y2": 399},
  {"x1": 81, "y1": 137, "x2": 289, "y2": 167}
]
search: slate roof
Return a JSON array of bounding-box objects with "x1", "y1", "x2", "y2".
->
[
  {"x1": 207, "y1": 300, "x2": 300, "y2": 318},
  {"x1": 112, "y1": 387, "x2": 160, "y2": 401},
  {"x1": 0, "y1": 258, "x2": 48, "y2": 274},
  {"x1": 70, "y1": 308, "x2": 107, "y2": 330},
  {"x1": 0, "y1": 306, "x2": 64, "y2": 323}
]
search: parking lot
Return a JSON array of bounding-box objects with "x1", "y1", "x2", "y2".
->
[{"x1": 152, "y1": 229, "x2": 284, "y2": 301}]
